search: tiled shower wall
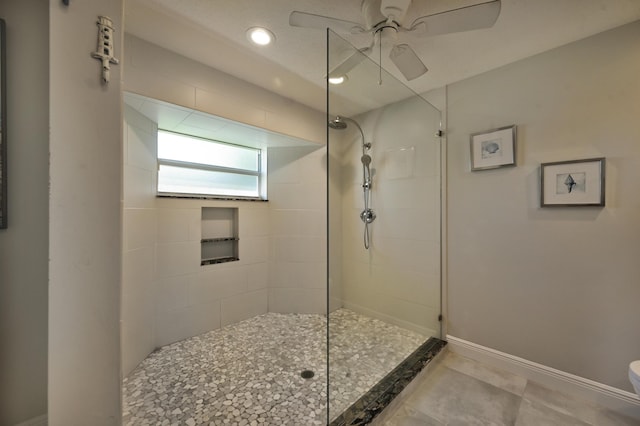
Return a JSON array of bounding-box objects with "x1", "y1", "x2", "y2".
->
[
  {"x1": 337, "y1": 97, "x2": 442, "y2": 337},
  {"x1": 122, "y1": 106, "x2": 327, "y2": 375},
  {"x1": 121, "y1": 34, "x2": 328, "y2": 374},
  {"x1": 122, "y1": 105, "x2": 159, "y2": 375},
  {"x1": 268, "y1": 146, "x2": 328, "y2": 315}
]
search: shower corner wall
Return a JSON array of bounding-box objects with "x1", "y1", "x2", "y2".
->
[
  {"x1": 122, "y1": 104, "x2": 330, "y2": 377},
  {"x1": 327, "y1": 30, "x2": 443, "y2": 338}
]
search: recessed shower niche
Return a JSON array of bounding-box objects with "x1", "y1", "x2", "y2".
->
[{"x1": 200, "y1": 207, "x2": 239, "y2": 265}]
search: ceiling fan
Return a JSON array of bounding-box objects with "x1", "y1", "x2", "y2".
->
[{"x1": 290, "y1": 0, "x2": 501, "y2": 81}]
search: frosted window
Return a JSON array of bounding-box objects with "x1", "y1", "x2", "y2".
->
[
  {"x1": 158, "y1": 131, "x2": 259, "y2": 171},
  {"x1": 157, "y1": 130, "x2": 263, "y2": 199}
]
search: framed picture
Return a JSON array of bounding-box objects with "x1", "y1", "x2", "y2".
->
[
  {"x1": 540, "y1": 158, "x2": 605, "y2": 207},
  {"x1": 0, "y1": 18, "x2": 6, "y2": 229},
  {"x1": 470, "y1": 125, "x2": 516, "y2": 171}
]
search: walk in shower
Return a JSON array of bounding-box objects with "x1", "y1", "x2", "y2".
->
[
  {"x1": 120, "y1": 27, "x2": 443, "y2": 426},
  {"x1": 327, "y1": 29, "x2": 443, "y2": 423}
]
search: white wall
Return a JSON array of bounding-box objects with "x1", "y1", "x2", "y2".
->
[
  {"x1": 268, "y1": 146, "x2": 327, "y2": 314},
  {"x1": 152, "y1": 198, "x2": 270, "y2": 349},
  {"x1": 337, "y1": 96, "x2": 442, "y2": 337},
  {"x1": 0, "y1": 1, "x2": 49, "y2": 424},
  {"x1": 447, "y1": 21, "x2": 640, "y2": 392},
  {"x1": 122, "y1": 105, "x2": 158, "y2": 375},
  {"x1": 48, "y1": 0, "x2": 123, "y2": 424}
]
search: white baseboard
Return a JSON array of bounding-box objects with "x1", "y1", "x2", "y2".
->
[
  {"x1": 13, "y1": 414, "x2": 47, "y2": 426},
  {"x1": 446, "y1": 335, "x2": 640, "y2": 421}
]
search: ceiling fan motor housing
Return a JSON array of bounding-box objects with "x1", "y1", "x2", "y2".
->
[
  {"x1": 377, "y1": 24, "x2": 399, "y2": 45},
  {"x1": 362, "y1": 0, "x2": 412, "y2": 28},
  {"x1": 380, "y1": 0, "x2": 412, "y2": 22}
]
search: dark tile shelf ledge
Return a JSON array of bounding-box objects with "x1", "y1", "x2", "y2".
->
[
  {"x1": 330, "y1": 337, "x2": 447, "y2": 426},
  {"x1": 201, "y1": 237, "x2": 239, "y2": 243},
  {"x1": 200, "y1": 256, "x2": 239, "y2": 265}
]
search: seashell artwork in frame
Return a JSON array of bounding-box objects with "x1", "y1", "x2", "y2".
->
[
  {"x1": 470, "y1": 125, "x2": 517, "y2": 171},
  {"x1": 540, "y1": 157, "x2": 606, "y2": 207}
]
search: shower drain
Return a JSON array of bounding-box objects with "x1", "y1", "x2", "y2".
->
[{"x1": 300, "y1": 370, "x2": 315, "y2": 379}]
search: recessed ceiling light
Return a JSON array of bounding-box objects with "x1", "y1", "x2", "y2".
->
[
  {"x1": 247, "y1": 27, "x2": 275, "y2": 46},
  {"x1": 328, "y1": 75, "x2": 348, "y2": 85}
]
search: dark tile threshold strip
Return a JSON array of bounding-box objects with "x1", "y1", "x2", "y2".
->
[{"x1": 329, "y1": 337, "x2": 447, "y2": 426}]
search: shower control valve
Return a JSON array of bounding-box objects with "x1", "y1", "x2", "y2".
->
[{"x1": 360, "y1": 209, "x2": 376, "y2": 224}]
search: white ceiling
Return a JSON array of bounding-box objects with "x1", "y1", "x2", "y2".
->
[{"x1": 125, "y1": 0, "x2": 640, "y2": 115}]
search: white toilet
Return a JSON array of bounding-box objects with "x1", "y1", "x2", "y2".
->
[{"x1": 630, "y1": 360, "x2": 640, "y2": 396}]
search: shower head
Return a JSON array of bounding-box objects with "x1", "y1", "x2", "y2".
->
[
  {"x1": 329, "y1": 115, "x2": 368, "y2": 154},
  {"x1": 361, "y1": 154, "x2": 371, "y2": 166},
  {"x1": 328, "y1": 116, "x2": 348, "y2": 130}
]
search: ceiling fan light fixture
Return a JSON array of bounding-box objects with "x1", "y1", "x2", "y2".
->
[
  {"x1": 389, "y1": 44, "x2": 428, "y2": 81},
  {"x1": 328, "y1": 75, "x2": 348, "y2": 85},
  {"x1": 247, "y1": 27, "x2": 275, "y2": 46}
]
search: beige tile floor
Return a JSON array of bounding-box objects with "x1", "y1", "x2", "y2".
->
[{"x1": 383, "y1": 351, "x2": 640, "y2": 426}]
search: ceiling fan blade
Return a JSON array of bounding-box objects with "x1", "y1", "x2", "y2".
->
[
  {"x1": 389, "y1": 44, "x2": 428, "y2": 81},
  {"x1": 289, "y1": 11, "x2": 366, "y2": 34},
  {"x1": 329, "y1": 47, "x2": 372, "y2": 77},
  {"x1": 409, "y1": 0, "x2": 501, "y2": 36}
]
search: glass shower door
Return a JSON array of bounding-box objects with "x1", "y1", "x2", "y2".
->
[{"x1": 326, "y1": 29, "x2": 442, "y2": 423}]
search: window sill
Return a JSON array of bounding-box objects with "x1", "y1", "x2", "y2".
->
[{"x1": 157, "y1": 194, "x2": 268, "y2": 202}]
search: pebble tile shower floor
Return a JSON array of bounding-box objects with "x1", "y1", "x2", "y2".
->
[{"x1": 123, "y1": 309, "x2": 425, "y2": 425}]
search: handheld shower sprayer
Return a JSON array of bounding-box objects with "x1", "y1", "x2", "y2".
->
[{"x1": 361, "y1": 154, "x2": 372, "y2": 189}]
